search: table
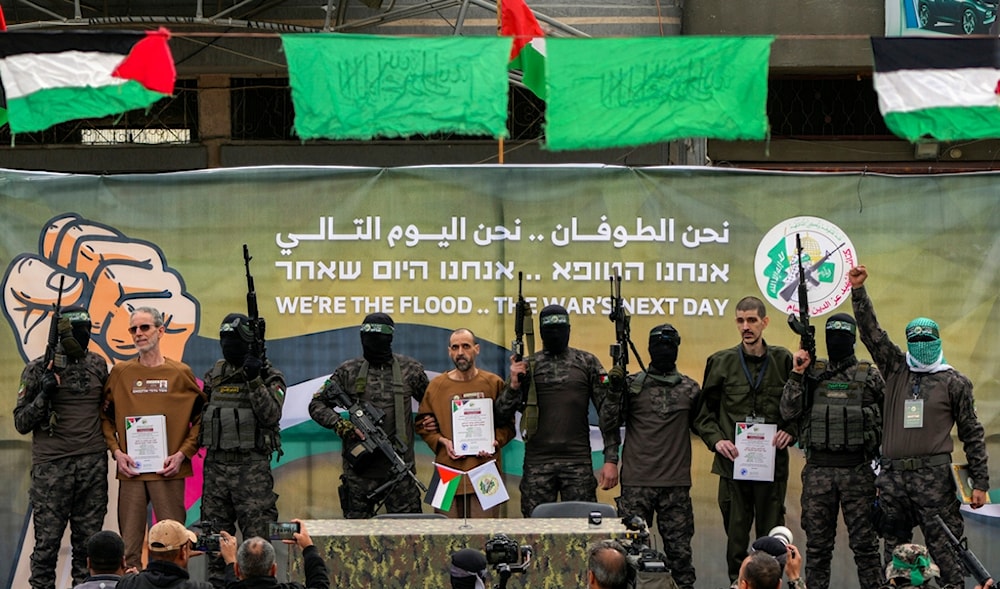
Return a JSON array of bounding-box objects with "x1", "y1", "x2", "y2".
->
[{"x1": 300, "y1": 517, "x2": 629, "y2": 588}]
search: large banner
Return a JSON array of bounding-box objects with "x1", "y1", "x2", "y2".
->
[{"x1": 2, "y1": 165, "x2": 999, "y2": 586}]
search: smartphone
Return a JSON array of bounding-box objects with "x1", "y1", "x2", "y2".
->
[{"x1": 268, "y1": 521, "x2": 300, "y2": 541}]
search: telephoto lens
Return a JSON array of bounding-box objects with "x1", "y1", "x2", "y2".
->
[{"x1": 768, "y1": 526, "x2": 793, "y2": 546}]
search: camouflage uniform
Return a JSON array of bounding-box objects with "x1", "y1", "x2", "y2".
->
[
  {"x1": 309, "y1": 354, "x2": 428, "y2": 518},
  {"x1": 603, "y1": 369, "x2": 700, "y2": 589},
  {"x1": 199, "y1": 358, "x2": 285, "y2": 584},
  {"x1": 853, "y1": 286, "x2": 989, "y2": 588},
  {"x1": 14, "y1": 351, "x2": 110, "y2": 589},
  {"x1": 495, "y1": 347, "x2": 616, "y2": 518},
  {"x1": 781, "y1": 357, "x2": 885, "y2": 589}
]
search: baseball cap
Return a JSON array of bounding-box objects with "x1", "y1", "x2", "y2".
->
[{"x1": 148, "y1": 519, "x2": 197, "y2": 552}]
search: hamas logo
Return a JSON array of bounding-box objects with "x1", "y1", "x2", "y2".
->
[
  {"x1": 753, "y1": 216, "x2": 857, "y2": 318},
  {"x1": 478, "y1": 474, "x2": 500, "y2": 496}
]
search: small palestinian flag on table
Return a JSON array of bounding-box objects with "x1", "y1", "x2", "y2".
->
[{"x1": 0, "y1": 28, "x2": 176, "y2": 134}]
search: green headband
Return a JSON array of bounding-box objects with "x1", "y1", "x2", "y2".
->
[
  {"x1": 826, "y1": 320, "x2": 856, "y2": 335},
  {"x1": 540, "y1": 314, "x2": 569, "y2": 326},
  {"x1": 62, "y1": 311, "x2": 91, "y2": 323},
  {"x1": 360, "y1": 323, "x2": 394, "y2": 335},
  {"x1": 892, "y1": 554, "x2": 930, "y2": 587},
  {"x1": 906, "y1": 324, "x2": 939, "y2": 341}
]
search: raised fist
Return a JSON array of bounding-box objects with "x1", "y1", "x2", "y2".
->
[{"x1": 3, "y1": 213, "x2": 200, "y2": 366}]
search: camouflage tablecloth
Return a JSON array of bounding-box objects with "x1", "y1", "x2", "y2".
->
[{"x1": 299, "y1": 517, "x2": 629, "y2": 588}]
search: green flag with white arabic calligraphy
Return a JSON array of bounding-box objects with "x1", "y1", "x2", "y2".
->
[
  {"x1": 282, "y1": 34, "x2": 511, "y2": 140},
  {"x1": 543, "y1": 36, "x2": 774, "y2": 151}
]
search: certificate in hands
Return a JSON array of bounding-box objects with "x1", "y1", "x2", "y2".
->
[
  {"x1": 451, "y1": 397, "x2": 494, "y2": 456},
  {"x1": 733, "y1": 422, "x2": 776, "y2": 482},
  {"x1": 125, "y1": 414, "x2": 168, "y2": 473}
]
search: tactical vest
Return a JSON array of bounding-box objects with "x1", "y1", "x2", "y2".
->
[
  {"x1": 201, "y1": 360, "x2": 280, "y2": 456},
  {"x1": 354, "y1": 359, "x2": 409, "y2": 443},
  {"x1": 806, "y1": 360, "x2": 870, "y2": 453}
]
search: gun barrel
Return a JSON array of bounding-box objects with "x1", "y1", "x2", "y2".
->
[{"x1": 933, "y1": 514, "x2": 992, "y2": 585}]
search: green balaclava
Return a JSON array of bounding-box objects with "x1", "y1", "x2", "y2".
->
[{"x1": 905, "y1": 317, "x2": 943, "y2": 368}]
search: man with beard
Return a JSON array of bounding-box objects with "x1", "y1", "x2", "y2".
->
[
  {"x1": 498, "y1": 304, "x2": 619, "y2": 518},
  {"x1": 199, "y1": 313, "x2": 286, "y2": 586},
  {"x1": 849, "y1": 265, "x2": 989, "y2": 588},
  {"x1": 416, "y1": 328, "x2": 516, "y2": 518},
  {"x1": 309, "y1": 313, "x2": 429, "y2": 518},
  {"x1": 102, "y1": 307, "x2": 207, "y2": 570},
  {"x1": 602, "y1": 324, "x2": 700, "y2": 589},
  {"x1": 694, "y1": 296, "x2": 796, "y2": 585},
  {"x1": 780, "y1": 313, "x2": 885, "y2": 589},
  {"x1": 15, "y1": 306, "x2": 109, "y2": 589}
]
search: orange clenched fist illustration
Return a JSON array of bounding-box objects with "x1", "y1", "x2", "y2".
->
[{"x1": 3, "y1": 213, "x2": 200, "y2": 366}]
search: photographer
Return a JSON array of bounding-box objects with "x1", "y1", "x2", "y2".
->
[
  {"x1": 116, "y1": 520, "x2": 212, "y2": 589},
  {"x1": 587, "y1": 540, "x2": 629, "y2": 589},
  {"x1": 219, "y1": 519, "x2": 329, "y2": 589},
  {"x1": 750, "y1": 535, "x2": 804, "y2": 589}
]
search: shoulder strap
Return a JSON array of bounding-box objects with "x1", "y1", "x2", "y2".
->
[
  {"x1": 629, "y1": 372, "x2": 647, "y2": 396},
  {"x1": 354, "y1": 358, "x2": 408, "y2": 443},
  {"x1": 520, "y1": 308, "x2": 540, "y2": 440},
  {"x1": 853, "y1": 361, "x2": 871, "y2": 385}
]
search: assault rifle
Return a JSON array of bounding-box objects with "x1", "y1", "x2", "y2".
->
[
  {"x1": 242, "y1": 244, "x2": 267, "y2": 362},
  {"x1": 512, "y1": 272, "x2": 532, "y2": 406},
  {"x1": 331, "y1": 387, "x2": 426, "y2": 499},
  {"x1": 934, "y1": 514, "x2": 992, "y2": 586},
  {"x1": 786, "y1": 234, "x2": 816, "y2": 369},
  {"x1": 779, "y1": 239, "x2": 846, "y2": 302},
  {"x1": 38, "y1": 276, "x2": 66, "y2": 435},
  {"x1": 43, "y1": 276, "x2": 66, "y2": 370},
  {"x1": 608, "y1": 275, "x2": 646, "y2": 379}
]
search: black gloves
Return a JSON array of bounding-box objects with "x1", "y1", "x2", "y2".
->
[
  {"x1": 608, "y1": 365, "x2": 626, "y2": 392},
  {"x1": 243, "y1": 355, "x2": 263, "y2": 380},
  {"x1": 38, "y1": 370, "x2": 58, "y2": 403}
]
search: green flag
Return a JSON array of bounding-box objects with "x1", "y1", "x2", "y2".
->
[
  {"x1": 544, "y1": 36, "x2": 774, "y2": 151},
  {"x1": 282, "y1": 34, "x2": 512, "y2": 140}
]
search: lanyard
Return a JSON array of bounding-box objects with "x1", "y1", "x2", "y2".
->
[
  {"x1": 738, "y1": 346, "x2": 769, "y2": 416},
  {"x1": 738, "y1": 346, "x2": 770, "y2": 391}
]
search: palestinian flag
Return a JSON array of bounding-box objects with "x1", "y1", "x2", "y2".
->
[
  {"x1": 502, "y1": 0, "x2": 546, "y2": 100},
  {"x1": 0, "y1": 29, "x2": 175, "y2": 134},
  {"x1": 424, "y1": 463, "x2": 464, "y2": 511},
  {"x1": 0, "y1": 6, "x2": 6, "y2": 129},
  {"x1": 871, "y1": 37, "x2": 1000, "y2": 142}
]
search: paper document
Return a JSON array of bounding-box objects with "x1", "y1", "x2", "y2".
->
[
  {"x1": 451, "y1": 397, "x2": 495, "y2": 456},
  {"x1": 125, "y1": 414, "x2": 168, "y2": 473},
  {"x1": 733, "y1": 422, "x2": 776, "y2": 482}
]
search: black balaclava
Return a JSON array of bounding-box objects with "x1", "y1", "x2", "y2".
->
[
  {"x1": 539, "y1": 304, "x2": 570, "y2": 354},
  {"x1": 648, "y1": 323, "x2": 681, "y2": 373},
  {"x1": 825, "y1": 312, "x2": 857, "y2": 363},
  {"x1": 449, "y1": 548, "x2": 488, "y2": 589},
  {"x1": 220, "y1": 312, "x2": 253, "y2": 366},
  {"x1": 60, "y1": 306, "x2": 92, "y2": 359},
  {"x1": 360, "y1": 312, "x2": 394, "y2": 365}
]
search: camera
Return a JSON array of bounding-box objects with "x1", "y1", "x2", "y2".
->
[
  {"x1": 768, "y1": 526, "x2": 793, "y2": 546},
  {"x1": 484, "y1": 534, "x2": 527, "y2": 566},
  {"x1": 618, "y1": 516, "x2": 675, "y2": 589},
  {"x1": 268, "y1": 521, "x2": 301, "y2": 541},
  {"x1": 193, "y1": 520, "x2": 221, "y2": 553},
  {"x1": 483, "y1": 535, "x2": 532, "y2": 589}
]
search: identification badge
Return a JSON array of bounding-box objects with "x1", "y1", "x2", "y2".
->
[
  {"x1": 904, "y1": 398, "x2": 924, "y2": 429},
  {"x1": 745, "y1": 415, "x2": 765, "y2": 424}
]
